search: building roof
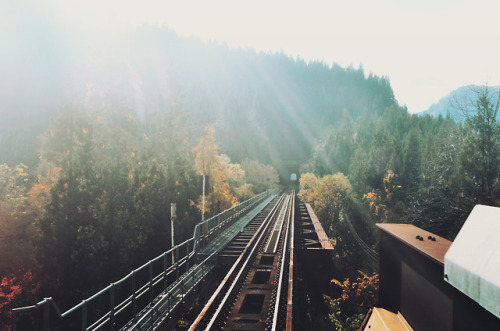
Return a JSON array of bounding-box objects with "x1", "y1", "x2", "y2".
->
[
  {"x1": 444, "y1": 205, "x2": 500, "y2": 320},
  {"x1": 376, "y1": 223, "x2": 452, "y2": 265},
  {"x1": 363, "y1": 307, "x2": 413, "y2": 331}
]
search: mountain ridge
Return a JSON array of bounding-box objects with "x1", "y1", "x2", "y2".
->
[{"x1": 418, "y1": 85, "x2": 500, "y2": 120}]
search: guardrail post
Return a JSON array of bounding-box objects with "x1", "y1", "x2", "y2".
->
[
  {"x1": 175, "y1": 247, "x2": 180, "y2": 280},
  {"x1": 167, "y1": 290, "x2": 171, "y2": 315},
  {"x1": 110, "y1": 283, "x2": 115, "y2": 331},
  {"x1": 81, "y1": 300, "x2": 87, "y2": 331},
  {"x1": 163, "y1": 253, "x2": 168, "y2": 291},
  {"x1": 149, "y1": 262, "x2": 154, "y2": 304},
  {"x1": 193, "y1": 226, "x2": 200, "y2": 255},
  {"x1": 192, "y1": 267, "x2": 195, "y2": 292},
  {"x1": 35, "y1": 303, "x2": 40, "y2": 331},
  {"x1": 217, "y1": 215, "x2": 221, "y2": 238},
  {"x1": 43, "y1": 300, "x2": 49, "y2": 331},
  {"x1": 203, "y1": 223, "x2": 207, "y2": 249},
  {"x1": 150, "y1": 302, "x2": 155, "y2": 329},
  {"x1": 132, "y1": 271, "x2": 137, "y2": 322},
  {"x1": 200, "y1": 225, "x2": 204, "y2": 250},
  {"x1": 186, "y1": 242, "x2": 190, "y2": 270},
  {"x1": 181, "y1": 277, "x2": 185, "y2": 303},
  {"x1": 12, "y1": 311, "x2": 17, "y2": 331}
]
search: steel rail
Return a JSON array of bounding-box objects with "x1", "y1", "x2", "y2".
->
[
  {"x1": 124, "y1": 193, "x2": 276, "y2": 330},
  {"x1": 205, "y1": 195, "x2": 285, "y2": 330},
  {"x1": 271, "y1": 194, "x2": 291, "y2": 253},
  {"x1": 286, "y1": 193, "x2": 295, "y2": 331},
  {"x1": 271, "y1": 193, "x2": 293, "y2": 331},
  {"x1": 189, "y1": 194, "x2": 285, "y2": 331},
  {"x1": 188, "y1": 193, "x2": 286, "y2": 331},
  {"x1": 263, "y1": 194, "x2": 288, "y2": 253}
]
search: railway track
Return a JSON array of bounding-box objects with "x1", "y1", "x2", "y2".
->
[{"x1": 189, "y1": 192, "x2": 295, "y2": 331}]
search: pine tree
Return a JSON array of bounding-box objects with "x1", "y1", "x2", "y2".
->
[{"x1": 455, "y1": 86, "x2": 499, "y2": 204}]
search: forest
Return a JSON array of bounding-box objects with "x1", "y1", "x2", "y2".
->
[
  {"x1": 298, "y1": 85, "x2": 500, "y2": 328},
  {"x1": 1, "y1": 24, "x2": 499, "y2": 330}
]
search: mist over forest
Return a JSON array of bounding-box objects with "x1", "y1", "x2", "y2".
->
[
  {"x1": 0, "y1": 21, "x2": 395, "y2": 177},
  {"x1": 1, "y1": 14, "x2": 499, "y2": 330}
]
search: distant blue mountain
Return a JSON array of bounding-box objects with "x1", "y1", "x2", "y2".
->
[{"x1": 418, "y1": 85, "x2": 500, "y2": 121}]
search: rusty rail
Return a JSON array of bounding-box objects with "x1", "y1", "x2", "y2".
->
[{"x1": 188, "y1": 194, "x2": 286, "y2": 330}]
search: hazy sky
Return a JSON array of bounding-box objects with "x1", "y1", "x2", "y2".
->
[{"x1": 7, "y1": 0, "x2": 500, "y2": 113}]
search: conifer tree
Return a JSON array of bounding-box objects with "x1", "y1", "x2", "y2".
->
[{"x1": 454, "y1": 86, "x2": 499, "y2": 204}]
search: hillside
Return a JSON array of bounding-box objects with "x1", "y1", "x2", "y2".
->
[
  {"x1": 419, "y1": 85, "x2": 500, "y2": 121},
  {"x1": 0, "y1": 24, "x2": 397, "y2": 177}
]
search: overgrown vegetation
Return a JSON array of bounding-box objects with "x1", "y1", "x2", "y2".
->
[
  {"x1": 1, "y1": 22, "x2": 498, "y2": 330},
  {"x1": 298, "y1": 85, "x2": 499, "y2": 328},
  {"x1": 0, "y1": 109, "x2": 279, "y2": 326},
  {"x1": 324, "y1": 272, "x2": 379, "y2": 330}
]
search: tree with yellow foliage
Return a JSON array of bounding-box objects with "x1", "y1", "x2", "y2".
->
[
  {"x1": 0, "y1": 164, "x2": 40, "y2": 327},
  {"x1": 325, "y1": 271, "x2": 379, "y2": 330},
  {"x1": 194, "y1": 124, "x2": 238, "y2": 217},
  {"x1": 298, "y1": 172, "x2": 352, "y2": 233},
  {"x1": 363, "y1": 169, "x2": 404, "y2": 223}
]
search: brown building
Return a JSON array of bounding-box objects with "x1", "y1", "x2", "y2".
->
[{"x1": 363, "y1": 205, "x2": 500, "y2": 331}]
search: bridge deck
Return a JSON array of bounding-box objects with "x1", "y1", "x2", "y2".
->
[
  {"x1": 199, "y1": 195, "x2": 276, "y2": 256},
  {"x1": 121, "y1": 194, "x2": 276, "y2": 330},
  {"x1": 122, "y1": 262, "x2": 213, "y2": 330}
]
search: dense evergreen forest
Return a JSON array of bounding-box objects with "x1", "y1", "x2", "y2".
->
[
  {"x1": 1, "y1": 23, "x2": 499, "y2": 330},
  {"x1": 298, "y1": 85, "x2": 499, "y2": 328},
  {"x1": 1, "y1": 24, "x2": 395, "y2": 177}
]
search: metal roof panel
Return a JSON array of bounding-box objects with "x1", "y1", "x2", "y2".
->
[{"x1": 444, "y1": 205, "x2": 500, "y2": 320}]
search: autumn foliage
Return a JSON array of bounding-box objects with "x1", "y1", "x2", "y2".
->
[
  {"x1": 0, "y1": 164, "x2": 43, "y2": 328},
  {"x1": 298, "y1": 171, "x2": 379, "y2": 329},
  {"x1": 298, "y1": 172, "x2": 352, "y2": 234},
  {"x1": 194, "y1": 124, "x2": 279, "y2": 217},
  {"x1": 324, "y1": 271, "x2": 379, "y2": 330},
  {"x1": 0, "y1": 113, "x2": 281, "y2": 329},
  {"x1": 0, "y1": 270, "x2": 39, "y2": 330},
  {"x1": 363, "y1": 169, "x2": 403, "y2": 223},
  {"x1": 194, "y1": 124, "x2": 239, "y2": 215}
]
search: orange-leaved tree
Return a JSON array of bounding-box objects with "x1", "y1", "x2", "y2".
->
[
  {"x1": 324, "y1": 271, "x2": 379, "y2": 331},
  {"x1": 194, "y1": 124, "x2": 238, "y2": 216},
  {"x1": 0, "y1": 271, "x2": 39, "y2": 330},
  {"x1": 363, "y1": 169, "x2": 403, "y2": 223},
  {"x1": 0, "y1": 164, "x2": 44, "y2": 329}
]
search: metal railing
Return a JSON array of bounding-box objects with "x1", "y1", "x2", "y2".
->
[
  {"x1": 193, "y1": 189, "x2": 274, "y2": 254},
  {"x1": 12, "y1": 189, "x2": 275, "y2": 331}
]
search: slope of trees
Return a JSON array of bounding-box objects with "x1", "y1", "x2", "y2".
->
[
  {"x1": 3, "y1": 17, "x2": 498, "y2": 329},
  {"x1": 453, "y1": 85, "x2": 500, "y2": 204},
  {"x1": 302, "y1": 88, "x2": 499, "y2": 245},
  {"x1": 298, "y1": 85, "x2": 499, "y2": 329},
  {"x1": 1, "y1": 24, "x2": 396, "y2": 180},
  {"x1": 1, "y1": 24, "x2": 393, "y2": 323},
  {"x1": 0, "y1": 106, "x2": 280, "y2": 322}
]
